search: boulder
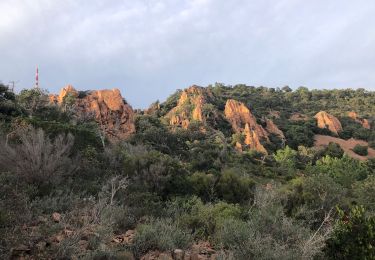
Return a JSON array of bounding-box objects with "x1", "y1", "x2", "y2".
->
[{"x1": 314, "y1": 111, "x2": 342, "y2": 135}]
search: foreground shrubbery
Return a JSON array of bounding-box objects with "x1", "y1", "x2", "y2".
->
[{"x1": 1, "y1": 126, "x2": 374, "y2": 259}]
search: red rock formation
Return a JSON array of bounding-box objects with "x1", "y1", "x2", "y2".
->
[
  {"x1": 348, "y1": 111, "x2": 370, "y2": 129},
  {"x1": 290, "y1": 113, "x2": 309, "y2": 121},
  {"x1": 314, "y1": 111, "x2": 342, "y2": 135},
  {"x1": 166, "y1": 85, "x2": 207, "y2": 129},
  {"x1": 51, "y1": 85, "x2": 135, "y2": 141},
  {"x1": 265, "y1": 119, "x2": 285, "y2": 139},
  {"x1": 224, "y1": 99, "x2": 268, "y2": 154},
  {"x1": 244, "y1": 123, "x2": 268, "y2": 154}
]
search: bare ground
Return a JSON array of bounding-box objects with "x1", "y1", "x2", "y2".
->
[{"x1": 314, "y1": 134, "x2": 375, "y2": 161}]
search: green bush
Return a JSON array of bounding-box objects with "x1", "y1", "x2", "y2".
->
[
  {"x1": 352, "y1": 144, "x2": 368, "y2": 156},
  {"x1": 167, "y1": 196, "x2": 243, "y2": 239},
  {"x1": 131, "y1": 218, "x2": 192, "y2": 258},
  {"x1": 309, "y1": 155, "x2": 370, "y2": 187},
  {"x1": 214, "y1": 187, "x2": 329, "y2": 260},
  {"x1": 216, "y1": 169, "x2": 255, "y2": 204}
]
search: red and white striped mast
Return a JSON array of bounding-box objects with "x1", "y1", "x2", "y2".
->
[{"x1": 35, "y1": 66, "x2": 39, "y2": 89}]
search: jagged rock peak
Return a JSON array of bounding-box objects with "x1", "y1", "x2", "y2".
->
[
  {"x1": 224, "y1": 99, "x2": 268, "y2": 154},
  {"x1": 348, "y1": 111, "x2": 370, "y2": 129},
  {"x1": 50, "y1": 85, "x2": 135, "y2": 141},
  {"x1": 314, "y1": 111, "x2": 342, "y2": 135}
]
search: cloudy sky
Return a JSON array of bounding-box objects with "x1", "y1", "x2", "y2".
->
[{"x1": 1, "y1": 0, "x2": 375, "y2": 108}]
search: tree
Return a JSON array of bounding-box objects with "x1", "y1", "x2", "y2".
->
[
  {"x1": 282, "y1": 86, "x2": 292, "y2": 92},
  {"x1": 17, "y1": 88, "x2": 48, "y2": 118}
]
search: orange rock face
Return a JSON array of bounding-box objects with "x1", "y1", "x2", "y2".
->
[
  {"x1": 289, "y1": 113, "x2": 309, "y2": 121},
  {"x1": 224, "y1": 99, "x2": 268, "y2": 154},
  {"x1": 166, "y1": 85, "x2": 207, "y2": 129},
  {"x1": 314, "y1": 111, "x2": 342, "y2": 135},
  {"x1": 348, "y1": 111, "x2": 371, "y2": 129},
  {"x1": 51, "y1": 85, "x2": 135, "y2": 141},
  {"x1": 265, "y1": 119, "x2": 285, "y2": 139}
]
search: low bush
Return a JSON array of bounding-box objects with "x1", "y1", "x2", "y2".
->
[
  {"x1": 131, "y1": 218, "x2": 192, "y2": 258},
  {"x1": 352, "y1": 144, "x2": 368, "y2": 156}
]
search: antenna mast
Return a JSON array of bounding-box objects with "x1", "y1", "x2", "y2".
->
[{"x1": 35, "y1": 66, "x2": 39, "y2": 89}]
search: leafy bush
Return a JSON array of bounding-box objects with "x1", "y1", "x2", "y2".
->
[{"x1": 352, "y1": 144, "x2": 368, "y2": 156}]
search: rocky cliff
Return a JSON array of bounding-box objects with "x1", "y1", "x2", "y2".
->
[
  {"x1": 224, "y1": 99, "x2": 269, "y2": 154},
  {"x1": 165, "y1": 85, "x2": 208, "y2": 129},
  {"x1": 50, "y1": 85, "x2": 135, "y2": 141},
  {"x1": 314, "y1": 111, "x2": 342, "y2": 135},
  {"x1": 348, "y1": 111, "x2": 370, "y2": 129}
]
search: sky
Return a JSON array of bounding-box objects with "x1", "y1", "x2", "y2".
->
[{"x1": 1, "y1": 0, "x2": 375, "y2": 108}]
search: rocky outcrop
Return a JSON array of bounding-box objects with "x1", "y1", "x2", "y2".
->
[
  {"x1": 314, "y1": 111, "x2": 342, "y2": 135},
  {"x1": 289, "y1": 113, "x2": 309, "y2": 121},
  {"x1": 348, "y1": 111, "x2": 370, "y2": 129},
  {"x1": 224, "y1": 99, "x2": 268, "y2": 154},
  {"x1": 265, "y1": 119, "x2": 285, "y2": 139},
  {"x1": 166, "y1": 85, "x2": 207, "y2": 129},
  {"x1": 50, "y1": 85, "x2": 135, "y2": 141},
  {"x1": 244, "y1": 123, "x2": 268, "y2": 154}
]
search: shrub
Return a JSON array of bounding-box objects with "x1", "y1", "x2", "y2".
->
[
  {"x1": 189, "y1": 172, "x2": 216, "y2": 201},
  {"x1": 216, "y1": 169, "x2": 255, "y2": 203},
  {"x1": 167, "y1": 196, "x2": 243, "y2": 239},
  {"x1": 309, "y1": 155, "x2": 370, "y2": 187},
  {"x1": 352, "y1": 144, "x2": 368, "y2": 156},
  {"x1": 0, "y1": 127, "x2": 76, "y2": 186},
  {"x1": 131, "y1": 218, "x2": 192, "y2": 258},
  {"x1": 323, "y1": 142, "x2": 344, "y2": 158},
  {"x1": 215, "y1": 187, "x2": 332, "y2": 260}
]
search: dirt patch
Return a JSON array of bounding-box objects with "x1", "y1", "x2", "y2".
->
[{"x1": 314, "y1": 135, "x2": 375, "y2": 160}]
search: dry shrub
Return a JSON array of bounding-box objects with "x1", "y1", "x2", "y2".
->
[{"x1": 0, "y1": 127, "x2": 76, "y2": 185}]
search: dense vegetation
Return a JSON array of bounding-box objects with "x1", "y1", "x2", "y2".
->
[{"x1": 0, "y1": 83, "x2": 374, "y2": 259}]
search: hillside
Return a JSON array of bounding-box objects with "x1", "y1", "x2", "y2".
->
[{"x1": 0, "y1": 83, "x2": 374, "y2": 259}]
